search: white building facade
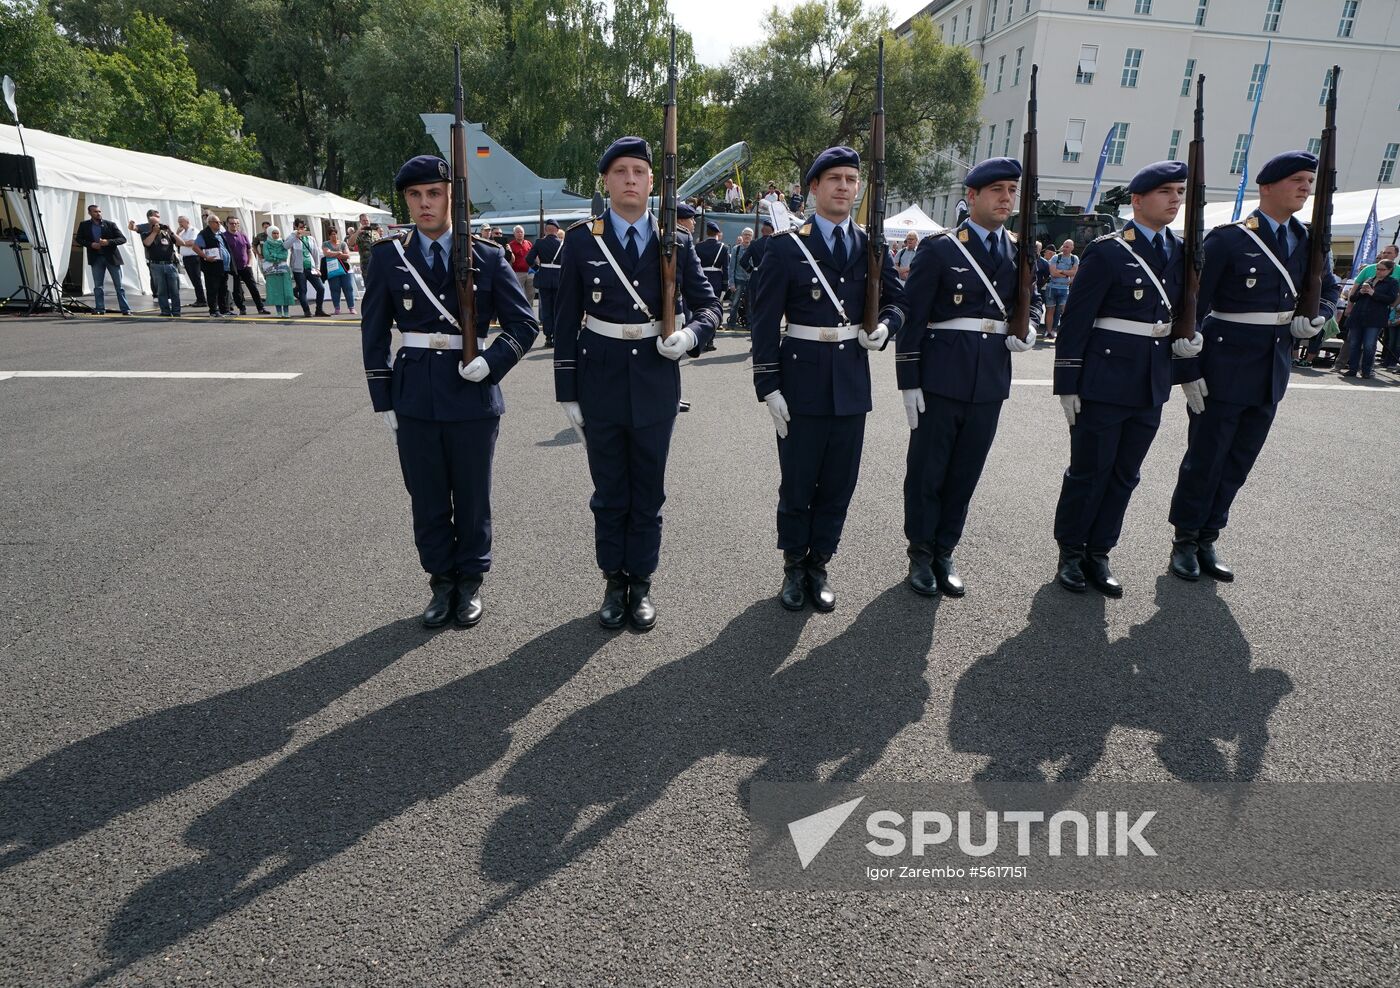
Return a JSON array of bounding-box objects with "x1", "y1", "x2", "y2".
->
[{"x1": 893, "y1": 0, "x2": 1400, "y2": 228}]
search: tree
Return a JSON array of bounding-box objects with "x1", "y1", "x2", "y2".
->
[
  {"x1": 0, "y1": 2, "x2": 116, "y2": 139},
  {"x1": 96, "y1": 13, "x2": 260, "y2": 171},
  {"x1": 726, "y1": 0, "x2": 982, "y2": 200}
]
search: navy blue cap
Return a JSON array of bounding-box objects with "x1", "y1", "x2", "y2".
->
[
  {"x1": 544, "y1": 218, "x2": 559, "y2": 229},
  {"x1": 1128, "y1": 160, "x2": 1188, "y2": 194},
  {"x1": 804, "y1": 146, "x2": 861, "y2": 187},
  {"x1": 395, "y1": 155, "x2": 450, "y2": 190},
  {"x1": 598, "y1": 136, "x2": 652, "y2": 174},
  {"x1": 964, "y1": 157, "x2": 1022, "y2": 190},
  {"x1": 705, "y1": 220, "x2": 721, "y2": 234},
  {"x1": 1256, "y1": 150, "x2": 1318, "y2": 185},
  {"x1": 676, "y1": 202, "x2": 697, "y2": 219}
]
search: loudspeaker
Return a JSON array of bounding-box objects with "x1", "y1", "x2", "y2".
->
[{"x1": 0, "y1": 153, "x2": 38, "y2": 191}]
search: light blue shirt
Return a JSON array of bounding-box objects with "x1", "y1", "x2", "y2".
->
[
  {"x1": 810, "y1": 213, "x2": 855, "y2": 256},
  {"x1": 1130, "y1": 220, "x2": 1173, "y2": 262},
  {"x1": 1257, "y1": 212, "x2": 1297, "y2": 255},
  {"x1": 417, "y1": 228, "x2": 452, "y2": 270},
  {"x1": 609, "y1": 210, "x2": 655, "y2": 251},
  {"x1": 964, "y1": 218, "x2": 1009, "y2": 262}
]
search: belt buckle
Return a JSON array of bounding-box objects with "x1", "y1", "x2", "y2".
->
[
  {"x1": 820, "y1": 327, "x2": 838, "y2": 342},
  {"x1": 982, "y1": 319, "x2": 996, "y2": 333},
  {"x1": 1277, "y1": 312, "x2": 1292, "y2": 325},
  {"x1": 624, "y1": 324, "x2": 642, "y2": 340},
  {"x1": 1152, "y1": 321, "x2": 1170, "y2": 338},
  {"x1": 429, "y1": 333, "x2": 450, "y2": 350}
]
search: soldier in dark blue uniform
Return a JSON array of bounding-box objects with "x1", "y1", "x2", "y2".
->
[
  {"x1": 361, "y1": 155, "x2": 539, "y2": 628},
  {"x1": 554, "y1": 137, "x2": 721, "y2": 631},
  {"x1": 695, "y1": 221, "x2": 730, "y2": 334},
  {"x1": 751, "y1": 146, "x2": 906, "y2": 612},
  {"x1": 1168, "y1": 150, "x2": 1338, "y2": 581},
  {"x1": 743, "y1": 218, "x2": 776, "y2": 279},
  {"x1": 1051, "y1": 161, "x2": 1201, "y2": 596},
  {"x1": 526, "y1": 218, "x2": 563, "y2": 347},
  {"x1": 896, "y1": 157, "x2": 1041, "y2": 598}
]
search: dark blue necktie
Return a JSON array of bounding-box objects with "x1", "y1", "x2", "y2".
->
[
  {"x1": 430, "y1": 241, "x2": 443, "y2": 274},
  {"x1": 1152, "y1": 232, "x2": 1168, "y2": 267},
  {"x1": 625, "y1": 227, "x2": 640, "y2": 267},
  {"x1": 987, "y1": 231, "x2": 1002, "y2": 265},
  {"x1": 832, "y1": 224, "x2": 847, "y2": 269},
  {"x1": 1277, "y1": 225, "x2": 1290, "y2": 260}
]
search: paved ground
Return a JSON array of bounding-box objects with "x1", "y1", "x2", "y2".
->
[{"x1": 1, "y1": 313, "x2": 1397, "y2": 986}]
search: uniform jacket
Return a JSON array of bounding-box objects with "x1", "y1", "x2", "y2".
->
[
  {"x1": 695, "y1": 238, "x2": 730, "y2": 297},
  {"x1": 1052, "y1": 225, "x2": 1185, "y2": 408},
  {"x1": 750, "y1": 220, "x2": 907, "y2": 416},
  {"x1": 526, "y1": 236, "x2": 564, "y2": 290},
  {"x1": 361, "y1": 227, "x2": 539, "y2": 421},
  {"x1": 895, "y1": 220, "x2": 1043, "y2": 404},
  {"x1": 76, "y1": 219, "x2": 127, "y2": 265},
  {"x1": 1182, "y1": 209, "x2": 1341, "y2": 406},
  {"x1": 552, "y1": 210, "x2": 721, "y2": 429}
]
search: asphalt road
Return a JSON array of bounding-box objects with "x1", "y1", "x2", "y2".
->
[{"x1": 1, "y1": 313, "x2": 1397, "y2": 986}]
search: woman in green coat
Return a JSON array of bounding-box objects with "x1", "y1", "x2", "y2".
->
[{"x1": 260, "y1": 227, "x2": 295, "y2": 317}]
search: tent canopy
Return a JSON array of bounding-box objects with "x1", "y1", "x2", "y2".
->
[
  {"x1": 885, "y1": 204, "x2": 942, "y2": 239},
  {"x1": 1167, "y1": 187, "x2": 1400, "y2": 241}
]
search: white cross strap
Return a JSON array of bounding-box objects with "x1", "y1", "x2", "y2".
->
[
  {"x1": 391, "y1": 238, "x2": 461, "y2": 332},
  {"x1": 592, "y1": 228, "x2": 655, "y2": 321},
  {"x1": 1237, "y1": 224, "x2": 1299, "y2": 298},
  {"x1": 946, "y1": 232, "x2": 1008, "y2": 319},
  {"x1": 1110, "y1": 236, "x2": 1173, "y2": 318},
  {"x1": 787, "y1": 229, "x2": 851, "y2": 324}
]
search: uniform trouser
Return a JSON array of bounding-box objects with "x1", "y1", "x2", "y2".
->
[
  {"x1": 537, "y1": 287, "x2": 557, "y2": 341},
  {"x1": 201, "y1": 261, "x2": 229, "y2": 314},
  {"x1": 776, "y1": 413, "x2": 866, "y2": 556},
  {"x1": 584, "y1": 416, "x2": 675, "y2": 575},
  {"x1": 182, "y1": 255, "x2": 207, "y2": 303},
  {"x1": 1053, "y1": 399, "x2": 1163, "y2": 551},
  {"x1": 230, "y1": 265, "x2": 265, "y2": 313},
  {"x1": 903, "y1": 393, "x2": 1003, "y2": 553},
  {"x1": 395, "y1": 414, "x2": 499, "y2": 577},
  {"x1": 1168, "y1": 398, "x2": 1278, "y2": 533},
  {"x1": 147, "y1": 262, "x2": 181, "y2": 315}
]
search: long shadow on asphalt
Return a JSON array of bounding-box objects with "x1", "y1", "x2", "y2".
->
[
  {"x1": 460, "y1": 585, "x2": 937, "y2": 936},
  {"x1": 949, "y1": 575, "x2": 1292, "y2": 790},
  {"x1": 0, "y1": 618, "x2": 428, "y2": 873},
  {"x1": 91, "y1": 616, "x2": 601, "y2": 982}
]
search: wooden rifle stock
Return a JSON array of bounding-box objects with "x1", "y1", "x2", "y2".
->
[
  {"x1": 659, "y1": 25, "x2": 679, "y2": 340},
  {"x1": 1298, "y1": 65, "x2": 1339, "y2": 320},
  {"x1": 862, "y1": 38, "x2": 886, "y2": 333},
  {"x1": 450, "y1": 45, "x2": 479, "y2": 364},
  {"x1": 1173, "y1": 74, "x2": 1206, "y2": 341},
  {"x1": 1008, "y1": 64, "x2": 1038, "y2": 341}
]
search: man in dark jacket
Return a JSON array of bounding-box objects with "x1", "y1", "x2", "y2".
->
[{"x1": 75, "y1": 204, "x2": 131, "y2": 315}]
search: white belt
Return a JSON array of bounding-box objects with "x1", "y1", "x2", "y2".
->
[
  {"x1": 538, "y1": 262, "x2": 561, "y2": 269},
  {"x1": 1206, "y1": 310, "x2": 1294, "y2": 326},
  {"x1": 928, "y1": 317, "x2": 1009, "y2": 336},
  {"x1": 785, "y1": 323, "x2": 860, "y2": 342},
  {"x1": 1093, "y1": 317, "x2": 1171, "y2": 338},
  {"x1": 401, "y1": 331, "x2": 464, "y2": 350},
  {"x1": 702, "y1": 266, "x2": 722, "y2": 272},
  {"x1": 585, "y1": 315, "x2": 662, "y2": 339}
]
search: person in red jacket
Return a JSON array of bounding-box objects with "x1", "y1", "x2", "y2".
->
[{"x1": 506, "y1": 225, "x2": 534, "y2": 314}]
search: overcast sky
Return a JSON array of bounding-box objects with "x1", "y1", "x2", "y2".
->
[{"x1": 673, "y1": 0, "x2": 931, "y2": 66}]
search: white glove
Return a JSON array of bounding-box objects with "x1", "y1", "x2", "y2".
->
[
  {"x1": 657, "y1": 327, "x2": 697, "y2": 360},
  {"x1": 1290, "y1": 315, "x2": 1325, "y2": 340},
  {"x1": 1060, "y1": 394, "x2": 1081, "y2": 428},
  {"x1": 459, "y1": 355, "x2": 491, "y2": 382},
  {"x1": 1181, "y1": 378, "x2": 1208, "y2": 414},
  {"x1": 560, "y1": 400, "x2": 586, "y2": 446},
  {"x1": 380, "y1": 410, "x2": 398, "y2": 434},
  {"x1": 859, "y1": 322, "x2": 889, "y2": 350},
  {"x1": 1006, "y1": 325, "x2": 1037, "y2": 352},
  {"x1": 763, "y1": 390, "x2": 790, "y2": 439},
  {"x1": 902, "y1": 388, "x2": 925, "y2": 430},
  {"x1": 1172, "y1": 332, "x2": 1204, "y2": 358}
]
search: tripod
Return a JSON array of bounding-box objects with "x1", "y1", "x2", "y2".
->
[{"x1": 0, "y1": 229, "x2": 38, "y2": 312}]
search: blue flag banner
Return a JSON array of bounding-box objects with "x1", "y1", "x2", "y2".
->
[
  {"x1": 1233, "y1": 40, "x2": 1273, "y2": 222},
  {"x1": 1086, "y1": 126, "x2": 1115, "y2": 213},
  {"x1": 1351, "y1": 190, "x2": 1381, "y2": 280}
]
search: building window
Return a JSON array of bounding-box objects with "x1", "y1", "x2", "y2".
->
[
  {"x1": 951, "y1": 14, "x2": 958, "y2": 40},
  {"x1": 1121, "y1": 48, "x2": 1142, "y2": 88},
  {"x1": 1013, "y1": 47, "x2": 1024, "y2": 86},
  {"x1": 990, "y1": 0, "x2": 999, "y2": 30},
  {"x1": 1006, "y1": 0, "x2": 1013, "y2": 25},
  {"x1": 1307, "y1": 137, "x2": 1322, "y2": 156},
  {"x1": 1106, "y1": 123, "x2": 1129, "y2": 166},
  {"x1": 1263, "y1": 0, "x2": 1283, "y2": 32},
  {"x1": 982, "y1": 62, "x2": 989, "y2": 84},
  {"x1": 1338, "y1": 0, "x2": 1359, "y2": 37},
  {"x1": 1230, "y1": 133, "x2": 1251, "y2": 175},
  {"x1": 1180, "y1": 58, "x2": 1196, "y2": 97},
  {"x1": 1168, "y1": 129, "x2": 1181, "y2": 159},
  {"x1": 996, "y1": 55, "x2": 1006, "y2": 91},
  {"x1": 1246, "y1": 63, "x2": 1268, "y2": 102},
  {"x1": 1319, "y1": 67, "x2": 1336, "y2": 105},
  {"x1": 1064, "y1": 118, "x2": 1086, "y2": 163},
  {"x1": 1087, "y1": 0, "x2": 1105, "y2": 9},
  {"x1": 988, "y1": 124, "x2": 997, "y2": 158},
  {"x1": 1025, "y1": 0, "x2": 1031, "y2": 13},
  {"x1": 1379, "y1": 143, "x2": 1398, "y2": 184},
  {"x1": 1135, "y1": 0, "x2": 1152, "y2": 13},
  {"x1": 1195, "y1": 0, "x2": 1208, "y2": 25},
  {"x1": 1004, "y1": 119, "x2": 1014, "y2": 156},
  {"x1": 965, "y1": 6, "x2": 972, "y2": 42},
  {"x1": 1076, "y1": 45, "x2": 1098, "y2": 84}
]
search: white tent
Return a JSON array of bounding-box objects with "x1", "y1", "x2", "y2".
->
[
  {"x1": 1168, "y1": 187, "x2": 1400, "y2": 242},
  {"x1": 0, "y1": 124, "x2": 391, "y2": 300},
  {"x1": 884, "y1": 204, "x2": 943, "y2": 239}
]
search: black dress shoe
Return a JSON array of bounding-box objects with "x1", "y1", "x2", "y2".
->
[
  {"x1": 1197, "y1": 529, "x2": 1234, "y2": 582},
  {"x1": 1082, "y1": 550, "x2": 1123, "y2": 598},
  {"x1": 932, "y1": 551, "x2": 965, "y2": 597},
  {"x1": 628, "y1": 574, "x2": 656, "y2": 630},
  {"x1": 907, "y1": 542, "x2": 938, "y2": 597},
  {"x1": 454, "y1": 574, "x2": 483, "y2": 627},
  {"x1": 780, "y1": 550, "x2": 807, "y2": 610},
  {"x1": 1057, "y1": 545, "x2": 1087, "y2": 593},
  {"x1": 805, "y1": 551, "x2": 836, "y2": 612},
  {"x1": 1170, "y1": 528, "x2": 1201, "y2": 581},
  {"x1": 422, "y1": 573, "x2": 456, "y2": 628},
  {"x1": 678, "y1": 400, "x2": 691, "y2": 412},
  {"x1": 599, "y1": 570, "x2": 629, "y2": 629}
]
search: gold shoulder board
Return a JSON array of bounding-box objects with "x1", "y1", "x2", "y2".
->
[
  {"x1": 957, "y1": 229, "x2": 969, "y2": 242},
  {"x1": 1122, "y1": 227, "x2": 1136, "y2": 242},
  {"x1": 1245, "y1": 215, "x2": 1260, "y2": 230}
]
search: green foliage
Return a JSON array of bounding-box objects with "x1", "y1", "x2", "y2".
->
[{"x1": 0, "y1": 2, "x2": 116, "y2": 139}]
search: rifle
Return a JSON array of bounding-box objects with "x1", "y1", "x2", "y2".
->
[
  {"x1": 659, "y1": 24, "x2": 679, "y2": 340},
  {"x1": 1298, "y1": 64, "x2": 1339, "y2": 320},
  {"x1": 1008, "y1": 63, "x2": 1038, "y2": 342},
  {"x1": 450, "y1": 44, "x2": 479, "y2": 364},
  {"x1": 538, "y1": 190, "x2": 545, "y2": 240},
  {"x1": 1173, "y1": 73, "x2": 1206, "y2": 341},
  {"x1": 861, "y1": 37, "x2": 886, "y2": 333}
]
